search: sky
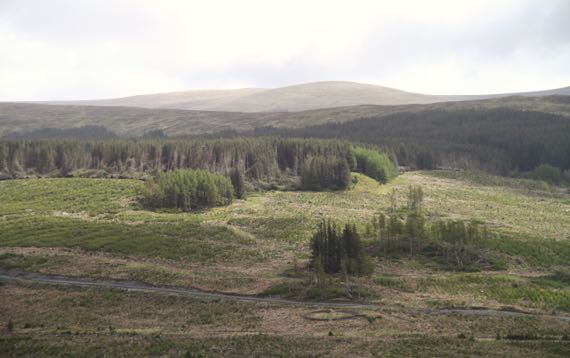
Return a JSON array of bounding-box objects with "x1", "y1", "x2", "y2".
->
[{"x1": 0, "y1": 0, "x2": 569, "y2": 101}]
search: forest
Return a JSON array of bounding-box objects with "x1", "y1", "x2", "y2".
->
[
  {"x1": 0, "y1": 137, "x2": 397, "y2": 192},
  {"x1": 249, "y1": 108, "x2": 570, "y2": 180}
]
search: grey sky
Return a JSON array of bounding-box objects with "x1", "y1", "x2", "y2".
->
[{"x1": 1, "y1": 0, "x2": 569, "y2": 100}]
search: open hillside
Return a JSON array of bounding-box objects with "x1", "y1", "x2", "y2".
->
[
  {"x1": 1, "y1": 170, "x2": 569, "y2": 356},
  {"x1": 2, "y1": 95, "x2": 570, "y2": 137},
  {"x1": 45, "y1": 81, "x2": 570, "y2": 112},
  {"x1": 44, "y1": 81, "x2": 439, "y2": 111}
]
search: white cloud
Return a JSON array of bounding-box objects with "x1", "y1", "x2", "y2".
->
[{"x1": 0, "y1": 0, "x2": 569, "y2": 100}]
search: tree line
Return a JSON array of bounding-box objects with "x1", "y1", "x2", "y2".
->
[
  {"x1": 0, "y1": 138, "x2": 398, "y2": 190},
  {"x1": 249, "y1": 108, "x2": 570, "y2": 179}
]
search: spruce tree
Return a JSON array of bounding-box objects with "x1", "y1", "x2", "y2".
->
[{"x1": 230, "y1": 168, "x2": 246, "y2": 199}]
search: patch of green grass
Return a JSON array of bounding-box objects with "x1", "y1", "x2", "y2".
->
[
  {"x1": 417, "y1": 273, "x2": 570, "y2": 312},
  {"x1": 366, "y1": 336, "x2": 570, "y2": 357},
  {"x1": 0, "y1": 215, "x2": 262, "y2": 264},
  {"x1": 261, "y1": 277, "x2": 376, "y2": 301},
  {"x1": 184, "y1": 302, "x2": 258, "y2": 326},
  {"x1": 0, "y1": 253, "x2": 70, "y2": 270},
  {"x1": 0, "y1": 334, "x2": 338, "y2": 358},
  {"x1": 373, "y1": 275, "x2": 412, "y2": 291},
  {"x1": 0, "y1": 178, "x2": 142, "y2": 216},
  {"x1": 409, "y1": 171, "x2": 570, "y2": 241},
  {"x1": 479, "y1": 233, "x2": 570, "y2": 268},
  {"x1": 427, "y1": 170, "x2": 557, "y2": 194}
]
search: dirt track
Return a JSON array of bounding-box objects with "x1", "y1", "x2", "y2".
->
[{"x1": 1, "y1": 269, "x2": 569, "y2": 322}]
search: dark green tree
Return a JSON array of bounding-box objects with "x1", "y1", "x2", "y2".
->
[{"x1": 230, "y1": 168, "x2": 246, "y2": 199}]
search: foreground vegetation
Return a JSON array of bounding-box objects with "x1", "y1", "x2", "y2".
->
[{"x1": 1, "y1": 284, "x2": 569, "y2": 357}]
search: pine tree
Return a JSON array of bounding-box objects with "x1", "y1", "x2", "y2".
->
[{"x1": 230, "y1": 168, "x2": 246, "y2": 199}]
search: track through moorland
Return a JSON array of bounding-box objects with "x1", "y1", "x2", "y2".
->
[{"x1": 1, "y1": 269, "x2": 569, "y2": 322}]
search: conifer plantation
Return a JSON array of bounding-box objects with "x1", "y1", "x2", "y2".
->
[
  {"x1": 251, "y1": 108, "x2": 570, "y2": 179},
  {"x1": 141, "y1": 169, "x2": 234, "y2": 211},
  {"x1": 0, "y1": 137, "x2": 397, "y2": 191}
]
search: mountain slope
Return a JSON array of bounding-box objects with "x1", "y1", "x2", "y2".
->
[
  {"x1": 2, "y1": 95, "x2": 570, "y2": 137},
  {"x1": 202, "y1": 81, "x2": 437, "y2": 111},
  {"x1": 44, "y1": 81, "x2": 439, "y2": 112},
  {"x1": 45, "y1": 81, "x2": 570, "y2": 112},
  {"x1": 54, "y1": 88, "x2": 266, "y2": 111}
]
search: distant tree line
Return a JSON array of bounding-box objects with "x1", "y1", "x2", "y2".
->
[
  {"x1": 2, "y1": 125, "x2": 117, "y2": 141},
  {"x1": 141, "y1": 169, "x2": 234, "y2": 211},
  {"x1": 0, "y1": 138, "x2": 398, "y2": 190},
  {"x1": 249, "y1": 108, "x2": 570, "y2": 179}
]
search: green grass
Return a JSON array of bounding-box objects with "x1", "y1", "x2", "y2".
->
[
  {"x1": 0, "y1": 215, "x2": 262, "y2": 264},
  {"x1": 1, "y1": 170, "x2": 569, "y2": 311},
  {"x1": 417, "y1": 273, "x2": 570, "y2": 312},
  {"x1": 0, "y1": 178, "x2": 142, "y2": 216},
  {"x1": 0, "y1": 253, "x2": 70, "y2": 271},
  {"x1": 413, "y1": 171, "x2": 570, "y2": 241},
  {"x1": 2, "y1": 167, "x2": 570, "y2": 356}
]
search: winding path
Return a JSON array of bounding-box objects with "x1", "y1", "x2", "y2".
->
[{"x1": 2, "y1": 269, "x2": 569, "y2": 322}]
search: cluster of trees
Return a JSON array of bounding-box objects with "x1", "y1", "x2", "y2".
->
[
  {"x1": 250, "y1": 108, "x2": 570, "y2": 176},
  {"x1": 364, "y1": 185, "x2": 493, "y2": 270},
  {"x1": 300, "y1": 156, "x2": 351, "y2": 191},
  {"x1": 429, "y1": 220, "x2": 490, "y2": 271},
  {"x1": 310, "y1": 220, "x2": 373, "y2": 276},
  {"x1": 352, "y1": 147, "x2": 398, "y2": 183},
  {"x1": 525, "y1": 164, "x2": 570, "y2": 185},
  {"x1": 141, "y1": 169, "x2": 234, "y2": 211},
  {"x1": 0, "y1": 138, "x2": 398, "y2": 190},
  {"x1": 372, "y1": 213, "x2": 490, "y2": 270},
  {"x1": 372, "y1": 186, "x2": 427, "y2": 257}
]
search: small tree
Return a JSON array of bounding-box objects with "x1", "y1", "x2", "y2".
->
[
  {"x1": 310, "y1": 220, "x2": 373, "y2": 276},
  {"x1": 230, "y1": 168, "x2": 246, "y2": 199},
  {"x1": 407, "y1": 185, "x2": 424, "y2": 212}
]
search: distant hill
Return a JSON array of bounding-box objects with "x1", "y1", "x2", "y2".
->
[
  {"x1": 2, "y1": 95, "x2": 570, "y2": 137},
  {"x1": 45, "y1": 81, "x2": 570, "y2": 112},
  {"x1": 2, "y1": 125, "x2": 117, "y2": 140}
]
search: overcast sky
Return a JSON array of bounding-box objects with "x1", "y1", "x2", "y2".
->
[{"x1": 1, "y1": 0, "x2": 569, "y2": 100}]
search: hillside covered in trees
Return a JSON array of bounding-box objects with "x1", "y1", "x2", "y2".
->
[
  {"x1": 2, "y1": 96, "x2": 570, "y2": 138},
  {"x1": 250, "y1": 108, "x2": 570, "y2": 177}
]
